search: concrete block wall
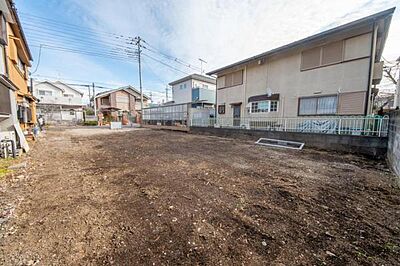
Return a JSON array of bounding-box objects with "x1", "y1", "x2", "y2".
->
[
  {"x1": 190, "y1": 127, "x2": 388, "y2": 159},
  {"x1": 387, "y1": 110, "x2": 400, "y2": 183}
]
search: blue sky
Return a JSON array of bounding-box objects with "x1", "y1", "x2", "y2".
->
[{"x1": 14, "y1": 0, "x2": 400, "y2": 103}]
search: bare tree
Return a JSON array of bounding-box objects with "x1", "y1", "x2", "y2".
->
[
  {"x1": 382, "y1": 56, "x2": 400, "y2": 109},
  {"x1": 383, "y1": 56, "x2": 400, "y2": 85}
]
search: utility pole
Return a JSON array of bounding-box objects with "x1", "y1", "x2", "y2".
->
[
  {"x1": 199, "y1": 58, "x2": 207, "y2": 75},
  {"x1": 395, "y1": 60, "x2": 400, "y2": 109},
  {"x1": 92, "y1": 82, "x2": 96, "y2": 116},
  {"x1": 88, "y1": 85, "x2": 91, "y2": 108},
  {"x1": 136, "y1": 36, "x2": 144, "y2": 120}
]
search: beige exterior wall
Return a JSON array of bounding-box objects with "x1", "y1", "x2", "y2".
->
[{"x1": 217, "y1": 32, "x2": 373, "y2": 119}]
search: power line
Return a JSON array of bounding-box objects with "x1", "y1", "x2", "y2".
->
[
  {"x1": 30, "y1": 44, "x2": 42, "y2": 74},
  {"x1": 19, "y1": 12, "x2": 134, "y2": 40},
  {"x1": 142, "y1": 40, "x2": 201, "y2": 72},
  {"x1": 28, "y1": 39, "x2": 136, "y2": 59},
  {"x1": 28, "y1": 40, "x2": 137, "y2": 59},
  {"x1": 30, "y1": 44, "x2": 138, "y2": 62},
  {"x1": 31, "y1": 74, "x2": 126, "y2": 87},
  {"x1": 26, "y1": 33, "x2": 137, "y2": 58},
  {"x1": 142, "y1": 53, "x2": 190, "y2": 75},
  {"x1": 23, "y1": 25, "x2": 134, "y2": 50}
]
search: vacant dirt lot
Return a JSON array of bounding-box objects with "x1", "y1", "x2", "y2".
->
[{"x1": 0, "y1": 128, "x2": 399, "y2": 265}]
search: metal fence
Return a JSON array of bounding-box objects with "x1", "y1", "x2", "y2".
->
[
  {"x1": 190, "y1": 116, "x2": 389, "y2": 137},
  {"x1": 142, "y1": 103, "x2": 190, "y2": 126}
]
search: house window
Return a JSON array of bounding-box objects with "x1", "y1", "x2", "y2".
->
[
  {"x1": 101, "y1": 97, "x2": 110, "y2": 105},
  {"x1": 184, "y1": 83, "x2": 187, "y2": 89},
  {"x1": 250, "y1": 100, "x2": 278, "y2": 113},
  {"x1": 270, "y1": 101, "x2": 278, "y2": 112},
  {"x1": 298, "y1": 95, "x2": 337, "y2": 115},
  {"x1": 180, "y1": 84, "x2": 183, "y2": 89},
  {"x1": 218, "y1": 105, "x2": 225, "y2": 114},
  {"x1": 251, "y1": 101, "x2": 269, "y2": 113},
  {"x1": 203, "y1": 84, "x2": 208, "y2": 89},
  {"x1": 301, "y1": 41, "x2": 345, "y2": 71},
  {"x1": 0, "y1": 83, "x2": 11, "y2": 114},
  {"x1": 321, "y1": 41, "x2": 343, "y2": 65},
  {"x1": 69, "y1": 110, "x2": 75, "y2": 115},
  {"x1": 17, "y1": 56, "x2": 25, "y2": 74},
  {"x1": 38, "y1": 90, "x2": 52, "y2": 96},
  {"x1": 222, "y1": 70, "x2": 243, "y2": 88},
  {"x1": 0, "y1": 12, "x2": 7, "y2": 46},
  {"x1": 64, "y1": 94, "x2": 74, "y2": 97}
]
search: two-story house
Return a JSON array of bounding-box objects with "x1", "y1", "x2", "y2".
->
[
  {"x1": 6, "y1": 0, "x2": 35, "y2": 132},
  {"x1": 169, "y1": 74, "x2": 216, "y2": 108},
  {"x1": 95, "y1": 86, "x2": 150, "y2": 123},
  {"x1": 33, "y1": 81, "x2": 85, "y2": 123},
  {"x1": 208, "y1": 8, "x2": 395, "y2": 125},
  {"x1": 0, "y1": 0, "x2": 33, "y2": 154}
]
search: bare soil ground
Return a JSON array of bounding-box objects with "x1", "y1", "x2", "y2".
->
[{"x1": 0, "y1": 127, "x2": 399, "y2": 265}]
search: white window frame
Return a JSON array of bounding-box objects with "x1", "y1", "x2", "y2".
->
[
  {"x1": 38, "y1": 90, "x2": 52, "y2": 96},
  {"x1": 250, "y1": 100, "x2": 279, "y2": 113}
]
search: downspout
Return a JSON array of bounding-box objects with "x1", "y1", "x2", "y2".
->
[
  {"x1": 215, "y1": 76, "x2": 218, "y2": 118},
  {"x1": 243, "y1": 65, "x2": 247, "y2": 119},
  {"x1": 365, "y1": 21, "x2": 378, "y2": 115}
]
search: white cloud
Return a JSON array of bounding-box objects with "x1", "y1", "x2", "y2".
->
[
  {"x1": 72, "y1": 0, "x2": 399, "y2": 68},
  {"x1": 32, "y1": 0, "x2": 400, "y2": 98}
]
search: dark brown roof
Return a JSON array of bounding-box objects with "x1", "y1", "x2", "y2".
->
[{"x1": 248, "y1": 93, "x2": 280, "y2": 102}]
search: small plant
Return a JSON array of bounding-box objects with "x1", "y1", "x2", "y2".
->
[
  {"x1": 383, "y1": 242, "x2": 399, "y2": 253},
  {"x1": 0, "y1": 158, "x2": 13, "y2": 179},
  {"x1": 83, "y1": 121, "x2": 98, "y2": 126}
]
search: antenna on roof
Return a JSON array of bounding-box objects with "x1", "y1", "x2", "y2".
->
[{"x1": 199, "y1": 58, "x2": 207, "y2": 75}]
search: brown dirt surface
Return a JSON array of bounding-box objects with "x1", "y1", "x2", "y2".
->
[{"x1": 0, "y1": 128, "x2": 399, "y2": 265}]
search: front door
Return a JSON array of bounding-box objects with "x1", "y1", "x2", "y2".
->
[{"x1": 233, "y1": 105, "x2": 241, "y2": 127}]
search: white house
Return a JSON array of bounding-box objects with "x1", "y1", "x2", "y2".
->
[
  {"x1": 33, "y1": 81, "x2": 85, "y2": 123},
  {"x1": 169, "y1": 74, "x2": 216, "y2": 108}
]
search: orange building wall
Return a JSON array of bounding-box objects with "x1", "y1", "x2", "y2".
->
[{"x1": 6, "y1": 23, "x2": 36, "y2": 129}]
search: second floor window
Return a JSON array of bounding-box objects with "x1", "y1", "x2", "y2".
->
[
  {"x1": 38, "y1": 90, "x2": 52, "y2": 96},
  {"x1": 17, "y1": 56, "x2": 25, "y2": 74},
  {"x1": 101, "y1": 97, "x2": 110, "y2": 105}
]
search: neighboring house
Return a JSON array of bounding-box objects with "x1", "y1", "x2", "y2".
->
[
  {"x1": 169, "y1": 74, "x2": 216, "y2": 108},
  {"x1": 5, "y1": 0, "x2": 35, "y2": 131},
  {"x1": 33, "y1": 81, "x2": 85, "y2": 123},
  {"x1": 95, "y1": 86, "x2": 150, "y2": 122},
  {"x1": 208, "y1": 8, "x2": 395, "y2": 122},
  {"x1": 0, "y1": 0, "x2": 33, "y2": 154}
]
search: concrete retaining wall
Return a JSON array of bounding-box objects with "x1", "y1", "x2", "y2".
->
[
  {"x1": 387, "y1": 110, "x2": 400, "y2": 182},
  {"x1": 190, "y1": 127, "x2": 387, "y2": 158}
]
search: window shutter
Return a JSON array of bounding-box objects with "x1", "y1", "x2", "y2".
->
[
  {"x1": 301, "y1": 47, "x2": 321, "y2": 70},
  {"x1": 338, "y1": 91, "x2": 366, "y2": 115},
  {"x1": 217, "y1": 76, "x2": 225, "y2": 89},
  {"x1": 9, "y1": 39, "x2": 17, "y2": 62},
  {"x1": 233, "y1": 70, "x2": 243, "y2": 86},
  {"x1": 225, "y1": 73, "x2": 233, "y2": 87},
  {"x1": 322, "y1": 41, "x2": 343, "y2": 65}
]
